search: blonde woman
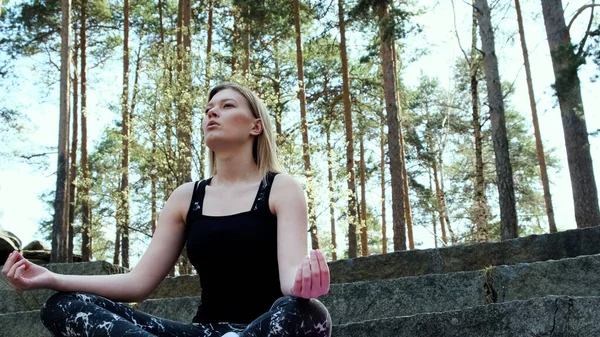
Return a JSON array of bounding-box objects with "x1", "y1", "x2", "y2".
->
[{"x1": 2, "y1": 82, "x2": 332, "y2": 337}]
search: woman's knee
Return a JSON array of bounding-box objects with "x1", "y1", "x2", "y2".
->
[
  {"x1": 40, "y1": 292, "x2": 96, "y2": 325},
  {"x1": 270, "y1": 296, "x2": 332, "y2": 336}
]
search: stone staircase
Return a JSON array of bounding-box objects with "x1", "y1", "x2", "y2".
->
[{"x1": 2, "y1": 226, "x2": 600, "y2": 336}]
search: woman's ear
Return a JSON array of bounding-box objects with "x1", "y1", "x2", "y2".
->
[{"x1": 250, "y1": 118, "x2": 263, "y2": 136}]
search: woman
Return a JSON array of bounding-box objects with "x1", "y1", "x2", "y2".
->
[{"x1": 2, "y1": 82, "x2": 332, "y2": 337}]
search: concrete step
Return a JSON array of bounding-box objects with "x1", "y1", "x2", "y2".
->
[
  {"x1": 135, "y1": 254, "x2": 600, "y2": 325},
  {"x1": 0, "y1": 261, "x2": 128, "y2": 313},
  {"x1": 2, "y1": 226, "x2": 599, "y2": 314},
  {"x1": 333, "y1": 296, "x2": 600, "y2": 337},
  {"x1": 329, "y1": 226, "x2": 600, "y2": 283},
  {"x1": 3, "y1": 251, "x2": 600, "y2": 321},
  {"x1": 2, "y1": 296, "x2": 597, "y2": 337}
]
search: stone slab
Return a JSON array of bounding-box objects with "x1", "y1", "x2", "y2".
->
[
  {"x1": 135, "y1": 296, "x2": 200, "y2": 323},
  {"x1": 333, "y1": 296, "x2": 599, "y2": 337},
  {"x1": 0, "y1": 310, "x2": 45, "y2": 337},
  {"x1": 0, "y1": 261, "x2": 129, "y2": 312},
  {"x1": 329, "y1": 226, "x2": 600, "y2": 283},
  {"x1": 320, "y1": 270, "x2": 486, "y2": 325},
  {"x1": 149, "y1": 274, "x2": 201, "y2": 299},
  {"x1": 3, "y1": 296, "x2": 599, "y2": 337}
]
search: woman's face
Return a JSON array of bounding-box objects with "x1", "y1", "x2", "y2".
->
[{"x1": 202, "y1": 88, "x2": 261, "y2": 151}]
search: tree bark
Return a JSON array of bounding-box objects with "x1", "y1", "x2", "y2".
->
[
  {"x1": 80, "y1": 0, "x2": 91, "y2": 261},
  {"x1": 540, "y1": 0, "x2": 600, "y2": 228},
  {"x1": 326, "y1": 123, "x2": 337, "y2": 260},
  {"x1": 201, "y1": 0, "x2": 214, "y2": 178},
  {"x1": 177, "y1": 0, "x2": 193, "y2": 185},
  {"x1": 120, "y1": 0, "x2": 131, "y2": 268},
  {"x1": 470, "y1": 2, "x2": 489, "y2": 242},
  {"x1": 392, "y1": 43, "x2": 413, "y2": 250},
  {"x1": 515, "y1": 0, "x2": 556, "y2": 233},
  {"x1": 68, "y1": 25, "x2": 79, "y2": 263},
  {"x1": 475, "y1": 0, "x2": 518, "y2": 240},
  {"x1": 337, "y1": 0, "x2": 358, "y2": 258},
  {"x1": 377, "y1": 1, "x2": 406, "y2": 251},
  {"x1": 51, "y1": 0, "x2": 72, "y2": 263},
  {"x1": 293, "y1": 0, "x2": 318, "y2": 249},
  {"x1": 359, "y1": 134, "x2": 368, "y2": 256},
  {"x1": 428, "y1": 168, "x2": 438, "y2": 248},
  {"x1": 380, "y1": 121, "x2": 387, "y2": 254},
  {"x1": 242, "y1": 2, "x2": 250, "y2": 77}
]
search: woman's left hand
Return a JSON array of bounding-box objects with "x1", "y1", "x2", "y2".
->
[{"x1": 289, "y1": 249, "x2": 330, "y2": 299}]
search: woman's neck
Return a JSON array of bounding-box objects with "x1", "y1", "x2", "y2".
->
[{"x1": 212, "y1": 147, "x2": 261, "y2": 186}]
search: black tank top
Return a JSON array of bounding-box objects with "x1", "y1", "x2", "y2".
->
[{"x1": 185, "y1": 172, "x2": 283, "y2": 324}]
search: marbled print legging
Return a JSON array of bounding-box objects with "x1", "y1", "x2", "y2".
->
[{"x1": 40, "y1": 292, "x2": 331, "y2": 337}]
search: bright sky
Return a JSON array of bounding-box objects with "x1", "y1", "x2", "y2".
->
[{"x1": 0, "y1": 1, "x2": 598, "y2": 255}]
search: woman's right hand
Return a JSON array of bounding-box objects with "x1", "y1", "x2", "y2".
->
[{"x1": 2, "y1": 251, "x2": 55, "y2": 291}]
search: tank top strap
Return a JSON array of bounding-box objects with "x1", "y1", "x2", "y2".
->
[
  {"x1": 250, "y1": 172, "x2": 278, "y2": 212},
  {"x1": 186, "y1": 178, "x2": 211, "y2": 224}
]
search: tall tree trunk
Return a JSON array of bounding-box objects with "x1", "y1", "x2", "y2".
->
[
  {"x1": 380, "y1": 120, "x2": 387, "y2": 254},
  {"x1": 231, "y1": 9, "x2": 238, "y2": 74},
  {"x1": 326, "y1": 123, "x2": 337, "y2": 260},
  {"x1": 392, "y1": 43, "x2": 413, "y2": 250},
  {"x1": 273, "y1": 42, "x2": 283, "y2": 142},
  {"x1": 204, "y1": 0, "x2": 214, "y2": 90},
  {"x1": 242, "y1": 3, "x2": 250, "y2": 77},
  {"x1": 515, "y1": 0, "x2": 556, "y2": 233},
  {"x1": 540, "y1": 0, "x2": 600, "y2": 228},
  {"x1": 433, "y1": 158, "x2": 447, "y2": 245},
  {"x1": 377, "y1": 2, "x2": 406, "y2": 251},
  {"x1": 337, "y1": 0, "x2": 358, "y2": 258},
  {"x1": 201, "y1": 0, "x2": 214, "y2": 178},
  {"x1": 428, "y1": 168, "x2": 438, "y2": 248},
  {"x1": 113, "y1": 229, "x2": 121, "y2": 265},
  {"x1": 470, "y1": 2, "x2": 489, "y2": 242},
  {"x1": 68, "y1": 27, "x2": 79, "y2": 263},
  {"x1": 475, "y1": 0, "x2": 518, "y2": 240},
  {"x1": 400, "y1": 130, "x2": 413, "y2": 249},
  {"x1": 120, "y1": 0, "x2": 131, "y2": 268},
  {"x1": 359, "y1": 134, "x2": 368, "y2": 256},
  {"x1": 293, "y1": 0, "x2": 318, "y2": 249},
  {"x1": 151, "y1": 112, "x2": 158, "y2": 235},
  {"x1": 80, "y1": 0, "x2": 91, "y2": 261},
  {"x1": 177, "y1": 0, "x2": 192, "y2": 185},
  {"x1": 51, "y1": 0, "x2": 72, "y2": 263}
]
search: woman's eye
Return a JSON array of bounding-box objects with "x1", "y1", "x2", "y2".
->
[{"x1": 223, "y1": 103, "x2": 233, "y2": 108}]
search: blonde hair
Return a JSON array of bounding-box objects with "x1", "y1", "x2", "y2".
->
[{"x1": 206, "y1": 82, "x2": 281, "y2": 178}]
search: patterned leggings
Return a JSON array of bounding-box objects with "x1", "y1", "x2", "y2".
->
[{"x1": 40, "y1": 292, "x2": 331, "y2": 337}]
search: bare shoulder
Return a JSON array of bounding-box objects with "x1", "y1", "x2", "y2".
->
[
  {"x1": 272, "y1": 173, "x2": 303, "y2": 190},
  {"x1": 163, "y1": 181, "x2": 197, "y2": 221},
  {"x1": 270, "y1": 173, "x2": 306, "y2": 214}
]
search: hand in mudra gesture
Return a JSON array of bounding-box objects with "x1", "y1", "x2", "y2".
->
[
  {"x1": 289, "y1": 249, "x2": 330, "y2": 299},
  {"x1": 2, "y1": 251, "x2": 53, "y2": 291}
]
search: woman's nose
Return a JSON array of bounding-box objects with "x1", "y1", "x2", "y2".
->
[{"x1": 207, "y1": 108, "x2": 218, "y2": 118}]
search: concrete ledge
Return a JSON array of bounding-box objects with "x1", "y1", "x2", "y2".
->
[
  {"x1": 0, "y1": 261, "x2": 129, "y2": 312},
  {"x1": 330, "y1": 226, "x2": 600, "y2": 283},
  {"x1": 149, "y1": 275, "x2": 201, "y2": 299},
  {"x1": 0, "y1": 310, "x2": 44, "y2": 337},
  {"x1": 322, "y1": 253, "x2": 600, "y2": 324},
  {"x1": 4, "y1": 296, "x2": 598, "y2": 337},
  {"x1": 333, "y1": 296, "x2": 598, "y2": 337}
]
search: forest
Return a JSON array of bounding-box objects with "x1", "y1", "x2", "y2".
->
[{"x1": 0, "y1": 0, "x2": 599, "y2": 271}]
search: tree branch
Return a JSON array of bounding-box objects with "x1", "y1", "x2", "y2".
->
[
  {"x1": 576, "y1": 1, "x2": 596, "y2": 57},
  {"x1": 567, "y1": 3, "x2": 600, "y2": 33},
  {"x1": 20, "y1": 151, "x2": 57, "y2": 160}
]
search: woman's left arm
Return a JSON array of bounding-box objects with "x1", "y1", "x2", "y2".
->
[{"x1": 270, "y1": 174, "x2": 330, "y2": 299}]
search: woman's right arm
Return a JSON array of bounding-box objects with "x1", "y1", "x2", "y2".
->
[{"x1": 1, "y1": 182, "x2": 195, "y2": 303}]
